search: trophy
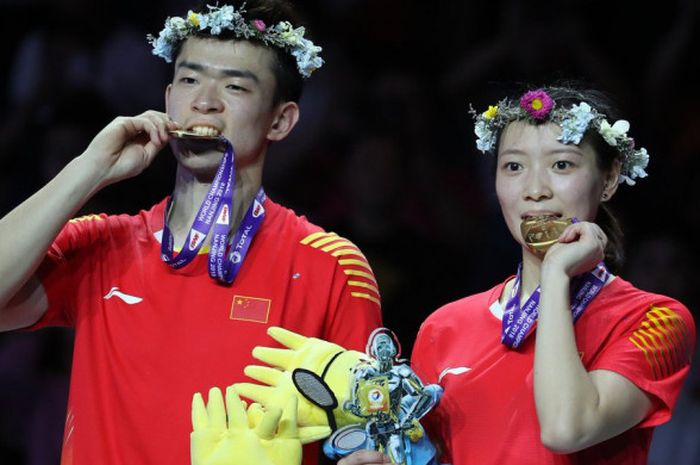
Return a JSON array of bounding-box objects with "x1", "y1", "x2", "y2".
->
[{"x1": 291, "y1": 328, "x2": 442, "y2": 465}]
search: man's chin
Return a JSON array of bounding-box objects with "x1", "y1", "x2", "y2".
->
[
  {"x1": 181, "y1": 164, "x2": 220, "y2": 183},
  {"x1": 174, "y1": 152, "x2": 224, "y2": 179}
]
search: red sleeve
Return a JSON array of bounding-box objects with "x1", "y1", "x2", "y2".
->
[
  {"x1": 320, "y1": 236, "x2": 382, "y2": 352},
  {"x1": 296, "y1": 234, "x2": 382, "y2": 465},
  {"x1": 411, "y1": 316, "x2": 451, "y2": 464},
  {"x1": 411, "y1": 318, "x2": 440, "y2": 385},
  {"x1": 32, "y1": 214, "x2": 110, "y2": 329},
  {"x1": 590, "y1": 297, "x2": 696, "y2": 427}
]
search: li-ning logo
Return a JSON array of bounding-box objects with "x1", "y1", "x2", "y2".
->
[
  {"x1": 438, "y1": 366, "x2": 471, "y2": 383},
  {"x1": 103, "y1": 287, "x2": 143, "y2": 305}
]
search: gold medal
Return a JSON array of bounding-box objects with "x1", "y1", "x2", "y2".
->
[
  {"x1": 168, "y1": 129, "x2": 220, "y2": 140},
  {"x1": 520, "y1": 216, "x2": 572, "y2": 253}
]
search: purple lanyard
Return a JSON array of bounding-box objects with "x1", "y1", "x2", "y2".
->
[
  {"x1": 160, "y1": 138, "x2": 266, "y2": 284},
  {"x1": 501, "y1": 262, "x2": 610, "y2": 349}
]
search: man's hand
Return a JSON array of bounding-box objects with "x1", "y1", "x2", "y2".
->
[
  {"x1": 80, "y1": 111, "x2": 178, "y2": 189},
  {"x1": 191, "y1": 385, "x2": 326, "y2": 465}
]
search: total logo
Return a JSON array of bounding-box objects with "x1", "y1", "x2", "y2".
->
[
  {"x1": 252, "y1": 200, "x2": 265, "y2": 218},
  {"x1": 188, "y1": 229, "x2": 206, "y2": 251},
  {"x1": 229, "y1": 251, "x2": 242, "y2": 264},
  {"x1": 367, "y1": 388, "x2": 384, "y2": 404}
]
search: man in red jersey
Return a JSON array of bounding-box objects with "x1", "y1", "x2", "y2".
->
[{"x1": 0, "y1": 2, "x2": 381, "y2": 465}]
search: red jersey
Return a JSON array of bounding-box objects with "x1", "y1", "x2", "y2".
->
[
  {"x1": 31, "y1": 197, "x2": 382, "y2": 465},
  {"x1": 412, "y1": 276, "x2": 695, "y2": 465}
]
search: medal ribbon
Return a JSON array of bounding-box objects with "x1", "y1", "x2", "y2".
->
[
  {"x1": 501, "y1": 262, "x2": 610, "y2": 348},
  {"x1": 160, "y1": 137, "x2": 266, "y2": 284}
]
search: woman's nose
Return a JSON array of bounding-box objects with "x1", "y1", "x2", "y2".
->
[{"x1": 523, "y1": 169, "x2": 552, "y2": 201}]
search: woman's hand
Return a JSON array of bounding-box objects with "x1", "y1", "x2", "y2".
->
[
  {"x1": 337, "y1": 450, "x2": 392, "y2": 465},
  {"x1": 543, "y1": 221, "x2": 607, "y2": 278}
]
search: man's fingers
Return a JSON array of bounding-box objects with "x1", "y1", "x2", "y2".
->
[
  {"x1": 140, "y1": 110, "x2": 177, "y2": 143},
  {"x1": 191, "y1": 392, "x2": 208, "y2": 431},
  {"x1": 123, "y1": 117, "x2": 160, "y2": 143}
]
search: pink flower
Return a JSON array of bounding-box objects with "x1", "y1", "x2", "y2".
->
[
  {"x1": 253, "y1": 19, "x2": 266, "y2": 31},
  {"x1": 519, "y1": 89, "x2": 554, "y2": 120}
]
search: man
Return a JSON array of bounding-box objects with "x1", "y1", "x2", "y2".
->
[{"x1": 0, "y1": 2, "x2": 382, "y2": 464}]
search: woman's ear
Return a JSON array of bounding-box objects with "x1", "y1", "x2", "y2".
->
[
  {"x1": 601, "y1": 158, "x2": 622, "y2": 201},
  {"x1": 267, "y1": 101, "x2": 300, "y2": 142}
]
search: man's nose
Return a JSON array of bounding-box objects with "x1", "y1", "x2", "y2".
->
[{"x1": 192, "y1": 85, "x2": 224, "y2": 113}]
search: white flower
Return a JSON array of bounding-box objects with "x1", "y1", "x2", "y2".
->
[
  {"x1": 471, "y1": 94, "x2": 652, "y2": 188},
  {"x1": 166, "y1": 17, "x2": 189, "y2": 38},
  {"x1": 292, "y1": 39, "x2": 324, "y2": 77},
  {"x1": 148, "y1": 5, "x2": 324, "y2": 77},
  {"x1": 201, "y1": 5, "x2": 236, "y2": 35},
  {"x1": 558, "y1": 102, "x2": 595, "y2": 145},
  {"x1": 598, "y1": 119, "x2": 630, "y2": 146},
  {"x1": 475, "y1": 120, "x2": 496, "y2": 153}
]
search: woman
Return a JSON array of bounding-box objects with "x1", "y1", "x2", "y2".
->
[{"x1": 341, "y1": 85, "x2": 695, "y2": 464}]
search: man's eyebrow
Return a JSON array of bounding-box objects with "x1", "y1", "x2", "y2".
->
[{"x1": 176, "y1": 61, "x2": 260, "y2": 83}]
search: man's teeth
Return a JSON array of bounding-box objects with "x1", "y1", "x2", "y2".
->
[{"x1": 190, "y1": 126, "x2": 220, "y2": 136}]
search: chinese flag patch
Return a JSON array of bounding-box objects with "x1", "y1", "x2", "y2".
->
[{"x1": 230, "y1": 295, "x2": 271, "y2": 323}]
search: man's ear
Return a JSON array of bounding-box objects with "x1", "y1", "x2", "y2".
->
[
  {"x1": 164, "y1": 83, "x2": 172, "y2": 114},
  {"x1": 267, "y1": 101, "x2": 300, "y2": 142}
]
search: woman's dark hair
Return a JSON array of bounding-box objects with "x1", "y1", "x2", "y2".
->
[
  {"x1": 173, "y1": 0, "x2": 307, "y2": 105},
  {"x1": 496, "y1": 83, "x2": 626, "y2": 272}
]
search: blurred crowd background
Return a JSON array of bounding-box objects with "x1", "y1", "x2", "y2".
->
[{"x1": 1, "y1": 0, "x2": 699, "y2": 463}]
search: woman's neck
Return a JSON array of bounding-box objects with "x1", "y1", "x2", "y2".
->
[
  {"x1": 501, "y1": 248, "x2": 543, "y2": 306},
  {"x1": 520, "y1": 249, "x2": 544, "y2": 299}
]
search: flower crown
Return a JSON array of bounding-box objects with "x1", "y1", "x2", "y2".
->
[
  {"x1": 147, "y1": 4, "x2": 323, "y2": 78},
  {"x1": 471, "y1": 89, "x2": 649, "y2": 186}
]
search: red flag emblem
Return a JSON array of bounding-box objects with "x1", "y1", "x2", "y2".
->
[{"x1": 230, "y1": 295, "x2": 270, "y2": 323}]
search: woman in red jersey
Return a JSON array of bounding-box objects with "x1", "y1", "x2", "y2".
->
[{"x1": 340, "y1": 85, "x2": 695, "y2": 465}]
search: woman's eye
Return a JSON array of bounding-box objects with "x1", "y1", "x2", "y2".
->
[
  {"x1": 554, "y1": 161, "x2": 572, "y2": 170},
  {"x1": 505, "y1": 162, "x2": 521, "y2": 171},
  {"x1": 180, "y1": 77, "x2": 197, "y2": 84}
]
